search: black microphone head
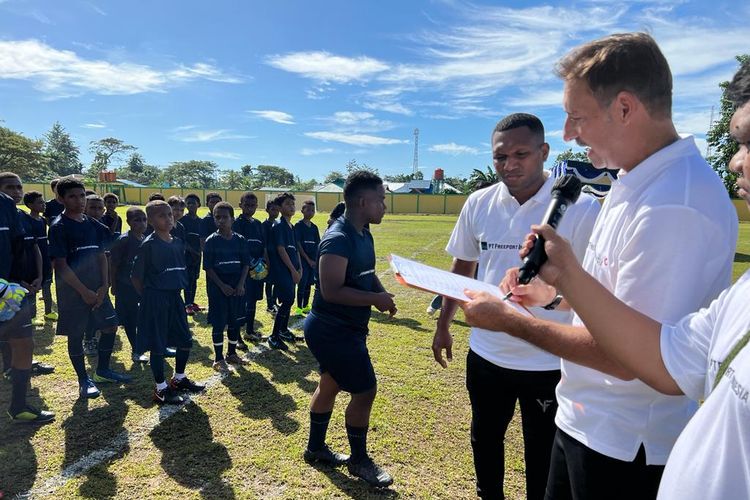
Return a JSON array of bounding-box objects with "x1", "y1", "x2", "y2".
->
[{"x1": 551, "y1": 174, "x2": 583, "y2": 203}]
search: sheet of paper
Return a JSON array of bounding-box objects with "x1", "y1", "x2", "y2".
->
[{"x1": 389, "y1": 254, "x2": 531, "y2": 317}]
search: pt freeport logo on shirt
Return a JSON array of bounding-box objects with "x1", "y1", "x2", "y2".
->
[
  {"x1": 724, "y1": 366, "x2": 749, "y2": 405},
  {"x1": 480, "y1": 241, "x2": 522, "y2": 251},
  {"x1": 587, "y1": 241, "x2": 609, "y2": 267}
]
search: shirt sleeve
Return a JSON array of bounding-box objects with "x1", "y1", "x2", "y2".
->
[
  {"x1": 615, "y1": 206, "x2": 730, "y2": 324},
  {"x1": 203, "y1": 238, "x2": 215, "y2": 271},
  {"x1": 318, "y1": 231, "x2": 350, "y2": 259},
  {"x1": 131, "y1": 241, "x2": 148, "y2": 281},
  {"x1": 109, "y1": 237, "x2": 125, "y2": 268},
  {"x1": 47, "y1": 221, "x2": 67, "y2": 259},
  {"x1": 660, "y1": 290, "x2": 724, "y2": 401},
  {"x1": 445, "y1": 194, "x2": 479, "y2": 261}
]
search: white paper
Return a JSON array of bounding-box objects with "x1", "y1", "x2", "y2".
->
[{"x1": 390, "y1": 254, "x2": 530, "y2": 318}]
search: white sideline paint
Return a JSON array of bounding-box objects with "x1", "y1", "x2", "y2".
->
[{"x1": 21, "y1": 238, "x2": 440, "y2": 499}]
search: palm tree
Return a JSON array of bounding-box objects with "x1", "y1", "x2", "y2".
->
[{"x1": 468, "y1": 165, "x2": 497, "y2": 191}]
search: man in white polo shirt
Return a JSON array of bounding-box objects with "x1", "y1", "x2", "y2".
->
[
  {"x1": 464, "y1": 59, "x2": 750, "y2": 500},
  {"x1": 431, "y1": 113, "x2": 600, "y2": 499},
  {"x1": 458, "y1": 33, "x2": 738, "y2": 499}
]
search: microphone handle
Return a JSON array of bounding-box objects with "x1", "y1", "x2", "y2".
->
[{"x1": 517, "y1": 197, "x2": 571, "y2": 285}]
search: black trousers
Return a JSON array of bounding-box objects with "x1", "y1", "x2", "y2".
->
[
  {"x1": 466, "y1": 349, "x2": 560, "y2": 500},
  {"x1": 545, "y1": 428, "x2": 664, "y2": 500}
]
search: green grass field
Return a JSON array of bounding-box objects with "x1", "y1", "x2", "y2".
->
[{"x1": 2, "y1": 208, "x2": 750, "y2": 499}]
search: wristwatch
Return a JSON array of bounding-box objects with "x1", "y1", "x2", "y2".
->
[{"x1": 543, "y1": 294, "x2": 563, "y2": 310}]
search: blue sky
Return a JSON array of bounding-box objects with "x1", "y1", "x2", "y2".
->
[{"x1": 0, "y1": 0, "x2": 747, "y2": 181}]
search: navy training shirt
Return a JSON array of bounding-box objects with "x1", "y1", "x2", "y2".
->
[
  {"x1": 12, "y1": 210, "x2": 40, "y2": 284},
  {"x1": 270, "y1": 220, "x2": 300, "y2": 281},
  {"x1": 48, "y1": 214, "x2": 109, "y2": 308},
  {"x1": 109, "y1": 232, "x2": 143, "y2": 289},
  {"x1": 261, "y1": 218, "x2": 277, "y2": 252},
  {"x1": 43, "y1": 197, "x2": 64, "y2": 223},
  {"x1": 28, "y1": 213, "x2": 51, "y2": 281},
  {"x1": 203, "y1": 232, "x2": 249, "y2": 284},
  {"x1": 179, "y1": 213, "x2": 202, "y2": 264},
  {"x1": 233, "y1": 215, "x2": 265, "y2": 261},
  {"x1": 101, "y1": 212, "x2": 122, "y2": 236},
  {"x1": 199, "y1": 212, "x2": 217, "y2": 239},
  {"x1": 0, "y1": 192, "x2": 24, "y2": 280},
  {"x1": 311, "y1": 216, "x2": 377, "y2": 334},
  {"x1": 294, "y1": 220, "x2": 320, "y2": 264},
  {"x1": 131, "y1": 233, "x2": 188, "y2": 291},
  {"x1": 171, "y1": 219, "x2": 186, "y2": 243}
]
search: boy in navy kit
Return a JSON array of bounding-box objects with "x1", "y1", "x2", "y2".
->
[
  {"x1": 23, "y1": 191, "x2": 57, "y2": 322},
  {"x1": 0, "y1": 172, "x2": 54, "y2": 424},
  {"x1": 268, "y1": 193, "x2": 301, "y2": 350},
  {"x1": 303, "y1": 171, "x2": 396, "y2": 487},
  {"x1": 294, "y1": 200, "x2": 320, "y2": 315},
  {"x1": 167, "y1": 196, "x2": 187, "y2": 242},
  {"x1": 180, "y1": 194, "x2": 203, "y2": 314},
  {"x1": 262, "y1": 199, "x2": 280, "y2": 314},
  {"x1": 199, "y1": 192, "x2": 222, "y2": 250},
  {"x1": 43, "y1": 178, "x2": 64, "y2": 225},
  {"x1": 109, "y1": 207, "x2": 149, "y2": 363},
  {"x1": 82, "y1": 194, "x2": 113, "y2": 355},
  {"x1": 101, "y1": 193, "x2": 122, "y2": 237},
  {"x1": 232, "y1": 192, "x2": 267, "y2": 343},
  {"x1": 48, "y1": 176, "x2": 130, "y2": 399},
  {"x1": 204, "y1": 201, "x2": 250, "y2": 371},
  {"x1": 132, "y1": 200, "x2": 205, "y2": 405}
]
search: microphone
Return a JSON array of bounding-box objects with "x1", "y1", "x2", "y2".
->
[{"x1": 517, "y1": 174, "x2": 583, "y2": 285}]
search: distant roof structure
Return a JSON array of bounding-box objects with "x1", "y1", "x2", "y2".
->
[
  {"x1": 312, "y1": 183, "x2": 344, "y2": 193},
  {"x1": 115, "y1": 178, "x2": 147, "y2": 187},
  {"x1": 383, "y1": 179, "x2": 434, "y2": 193}
]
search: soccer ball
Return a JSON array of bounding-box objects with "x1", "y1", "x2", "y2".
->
[{"x1": 248, "y1": 259, "x2": 268, "y2": 280}]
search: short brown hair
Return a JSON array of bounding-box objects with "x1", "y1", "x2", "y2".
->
[
  {"x1": 556, "y1": 32, "x2": 672, "y2": 119},
  {"x1": 167, "y1": 195, "x2": 185, "y2": 208}
]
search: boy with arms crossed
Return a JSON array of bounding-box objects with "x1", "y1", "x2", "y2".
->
[
  {"x1": 132, "y1": 200, "x2": 205, "y2": 404},
  {"x1": 204, "y1": 201, "x2": 250, "y2": 372},
  {"x1": 232, "y1": 192, "x2": 267, "y2": 343},
  {"x1": 268, "y1": 193, "x2": 301, "y2": 350},
  {"x1": 23, "y1": 191, "x2": 57, "y2": 322},
  {"x1": 180, "y1": 194, "x2": 203, "y2": 315},
  {"x1": 303, "y1": 171, "x2": 397, "y2": 487},
  {"x1": 109, "y1": 207, "x2": 149, "y2": 363},
  {"x1": 294, "y1": 200, "x2": 321, "y2": 315}
]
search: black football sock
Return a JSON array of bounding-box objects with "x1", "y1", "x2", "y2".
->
[
  {"x1": 10, "y1": 368, "x2": 31, "y2": 414},
  {"x1": 123, "y1": 324, "x2": 137, "y2": 351},
  {"x1": 175, "y1": 348, "x2": 189, "y2": 374},
  {"x1": 212, "y1": 327, "x2": 224, "y2": 361},
  {"x1": 42, "y1": 282, "x2": 53, "y2": 314},
  {"x1": 303, "y1": 286, "x2": 312, "y2": 309},
  {"x1": 0, "y1": 340, "x2": 11, "y2": 373},
  {"x1": 346, "y1": 424, "x2": 369, "y2": 463},
  {"x1": 150, "y1": 354, "x2": 165, "y2": 384},
  {"x1": 246, "y1": 302, "x2": 257, "y2": 336},
  {"x1": 308, "y1": 410, "x2": 333, "y2": 452},
  {"x1": 96, "y1": 331, "x2": 115, "y2": 372},
  {"x1": 68, "y1": 335, "x2": 88, "y2": 381},
  {"x1": 227, "y1": 328, "x2": 239, "y2": 356}
]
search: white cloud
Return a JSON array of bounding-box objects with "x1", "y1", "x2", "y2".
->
[
  {"x1": 250, "y1": 110, "x2": 295, "y2": 125},
  {"x1": 305, "y1": 131, "x2": 407, "y2": 146},
  {"x1": 506, "y1": 90, "x2": 564, "y2": 108},
  {"x1": 362, "y1": 99, "x2": 414, "y2": 116},
  {"x1": 300, "y1": 147, "x2": 335, "y2": 156},
  {"x1": 81, "y1": 122, "x2": 106, "y2": 129},
  {"x1": 674, "y1": 109, "x2": 714, "y2": 138},
  {"x1": 174, "y1": 129, "x2": 254, "y2": 143},
  {"x1": 429, "y1": 142, "x2": 480, "y2": 155},
  {"x1": 266, "y1": 51, "x2": 389, "y2": 83},
  {"x1": 323, "y1": 111, "x2": 395, "y2": 132},
  {"x1": 199, "y1": 151, "x2": 242, "y2": 160},
  {"x1": 0, "y1": 39, "x2": 242, "y2": 97}
]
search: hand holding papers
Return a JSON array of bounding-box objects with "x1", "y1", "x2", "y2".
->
[{"x1": 389, "y1": 254, "x2": 531, "y2": 322}]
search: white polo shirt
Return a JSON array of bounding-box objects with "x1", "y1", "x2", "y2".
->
[
  {"x1": 556, "y1": 136, "x2": 739, "y2": 464},
  {"x1": 446, "y1": 174, "x2": 601, "y2": 371},
  {"x1": 658, "y1": 270, "x2": 750, "y2": 499}
]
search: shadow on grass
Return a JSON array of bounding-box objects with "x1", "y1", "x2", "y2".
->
[
  {"x1": 735, "y1": 252, "x2": 750, "y2": 263},
  {"x1": 150, "y1": 402, "x2": 235, "y2": 499},
  {"x1": 308, "y1": 461, "x2": 401, "y2": 499},
  {"x1": 0, "y1": 386, "x2": 48, "y2": 497},
  {"x1": 63, "y1": 390, "x2": 130, "y2": 498},
  {"x1": 370, "y1": 311, "x2": 430, "y2": 333},
  {"x1": 252, "y1": 344, "x2": 319, "y2": 394},
  {"x1": 221, "y1": 364, "x2": 300, "y2": 434}
]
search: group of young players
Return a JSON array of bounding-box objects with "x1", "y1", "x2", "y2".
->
[{"x1": 0, "y1": 169, "x2": 395, "y2": 486}]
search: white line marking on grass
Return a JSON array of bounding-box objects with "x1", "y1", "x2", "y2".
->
[
  {"x1": 22, "y1": 238, "x2": 439, "y2": 499},
  {"x1": 22, "y1": 344, "x2": 272, "y2": 499}
]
